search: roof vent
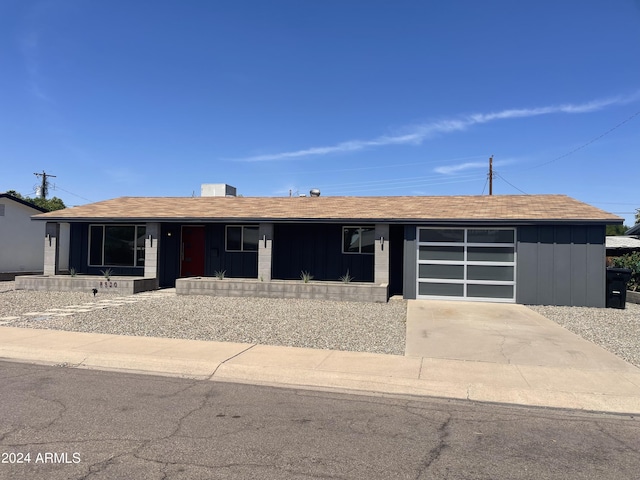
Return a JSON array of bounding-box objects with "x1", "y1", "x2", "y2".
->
[
  {"x1": 310, "y1": 188, "x2": 321, "y2": 197},
  {"x1": 201, "y1": 183, "x2": 237, "y2": 197},
  {"x1": 299, "y1": 193, "x2": 306, "y2": 197}
]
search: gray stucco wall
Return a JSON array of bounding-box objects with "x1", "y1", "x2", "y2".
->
[{"x1": 516, "y1": 225, "x2": 606, "y2": 307}]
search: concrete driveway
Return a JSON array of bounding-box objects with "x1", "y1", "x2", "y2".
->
[{"x1": 405, "y1": 300, "x2": 635, "y2": 371}]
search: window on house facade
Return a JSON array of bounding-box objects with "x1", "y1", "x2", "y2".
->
[
  {"x1": 342, "y1": 226, "x2": 375, "y2": 254},
  {"x1": 225, "y1": 225, "x2": 259, "y2": 252},
  {"x1": 89, "y1": 225, "x2": 146, "y2": 267}
]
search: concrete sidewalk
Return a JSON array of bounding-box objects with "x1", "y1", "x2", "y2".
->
[{"x1": 1, "y1": 299, "x2": 640, "y2": 414}]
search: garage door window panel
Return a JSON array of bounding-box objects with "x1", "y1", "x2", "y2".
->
[
  {"x1": 419, "y1": 264, "x2": 464, "y2": 280},
  {"x1": 468, "y1": 229, "x2": 514, "y2": 243},
  {"x1": 467, "y1": 284, "x2": 514, "y2": 298},
  {"x1": 419, "y1": 282, "x2": 464, "y2": 297},
  {"x1": 467, "y1": 246, "x2": 514, "y2": 262},
  {"x1": 467, "y1": 265, "x2": 514, "y2": 281},
  {"x1": 419, "y1": 246, "x2": 464, "y2": 261}
]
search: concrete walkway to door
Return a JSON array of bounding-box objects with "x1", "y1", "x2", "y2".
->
[{"x1": 406, "y1": 300, "x2": 640, "y2": 410}]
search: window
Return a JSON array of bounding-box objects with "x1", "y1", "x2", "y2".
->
[
  {"x1": 225, "y1": 225, "x2": 258, "y2": 252},
  {"x1": 342, "y1": 226, "x2": 375, "y2": 254},
  {"x1": 89, "y1": 225, "x2": 146, "y2": 267}
]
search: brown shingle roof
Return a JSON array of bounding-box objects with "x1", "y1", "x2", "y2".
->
[{"x1": 32, "y1": 194, "x2": 622, "y2": 223}]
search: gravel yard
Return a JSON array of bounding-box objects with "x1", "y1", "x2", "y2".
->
[
  {"x1": 0, "y1": 282, "x2": 407, "y2": 355},
  {"x1": 528, "y1": 303, "x2": 640, "y2": 368},
  {"x1": 2, "y1": 281, "x2": 639, "y2": 365}
]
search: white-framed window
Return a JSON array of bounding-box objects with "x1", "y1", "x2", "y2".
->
[
  {"x1": 225, "y1": 225, "x2": 259, "y2": 252},
  {"x1": 417, "y1": 227, "x2": 516, "y2": 302},
  {"x1": 342, "y1": 226, "x2": 375, "y2": 254},
  {"x1": 89, "y1": 225, "x2": 146, "y2": 267}
]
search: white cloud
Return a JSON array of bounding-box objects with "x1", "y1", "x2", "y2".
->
[
  {"x1": 434, "y1": 157, "x2": 516, "y2": 176},
  {"x1": 434, "y1": 162, "x2": 487, "y2": 175},
  {"x1": 232, "y1": 93, "x2": 639, "y2": 162}
]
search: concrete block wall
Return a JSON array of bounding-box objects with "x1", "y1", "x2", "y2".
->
[
  {"x1": 14, "y1": 275, "x2": 157, "y2": 295},
  {"x1": 176, "y1": 278, "x2": 389, "y2": 303},
  {"x1": 627, "y1": 290, "x2": 640, "y2": 305}
]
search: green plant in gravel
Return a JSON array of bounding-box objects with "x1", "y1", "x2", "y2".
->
[
  {"x1": 100, "y1": 268, "x2": 113, "y2": 280},
  {"x1": 214, "y1": 270, "x2": 226, "y2": 279},
  {"x1": 339, "y1": 270, "x2": 354, "y2": 283},
  {"x1": 300, "y1": 270, "x2": 313, "y2": 283},
  {"x1": 611, "y1": 252, "x2": 640, "y2": 291},
  {"x1": 69, "y1": 268, "x2": 77, "y2": 277}
]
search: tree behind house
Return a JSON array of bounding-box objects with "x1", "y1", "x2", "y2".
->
[{"x1": 5, "y1": 190, "x2": 66, "y2": 212}]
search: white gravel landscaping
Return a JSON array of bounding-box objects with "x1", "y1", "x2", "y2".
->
[{"x1": 0, "y1": 282, "x2": 407, "y2": 355}]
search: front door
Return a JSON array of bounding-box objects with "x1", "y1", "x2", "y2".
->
[{"x1": 181, "y1": 226, "x2": 205, "y2": 277}]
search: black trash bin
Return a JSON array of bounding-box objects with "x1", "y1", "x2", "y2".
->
[{"x1": 606, "y1": 267, "x2": 632, "y2": 309}]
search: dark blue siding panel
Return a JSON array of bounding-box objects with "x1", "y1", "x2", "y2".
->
[{"x1": 272, "y1": 224, "x2": 374, "y2": 281}]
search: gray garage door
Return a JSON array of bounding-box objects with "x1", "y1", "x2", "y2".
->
[{"x1": 417, "y1": 227, "x2": 516, "y2": 302}]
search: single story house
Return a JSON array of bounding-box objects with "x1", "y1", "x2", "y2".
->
[
  {"x1": 0, "y1": 193, "x2": 49, "y2": 278},
  {"x1": 25, "y1": 192, "x2": 622, "y2": 306}
]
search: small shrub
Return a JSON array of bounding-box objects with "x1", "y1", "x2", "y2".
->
[
  {"x1": 100, "y1": 268, "x2": 113, "y2": 280},
  {"x1": 611, "y1": 252, "x2": 640, "y2": 291},
  {"x1": 69, "y1": 268, "x2": 77, "y2": 277},
  {"x1": 214, "y1": 270, "x2": 226, "y2": 280},
  {"x1": 300, "y1": 270, "x2": 314, "y2": 283},
  {"x1": 339, "y1": 270, "x2": 354, "y2": 283}
]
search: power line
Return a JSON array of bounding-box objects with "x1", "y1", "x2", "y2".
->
[
  {"x1": 494, "y1": 172, "x2": 528, "y2": 194},
  {"x1": 519, "y1": 109, "x2": 640, "y2": 171},
  {"x1": 51, "y1": 184, "x2": 94, "y2": 203}
]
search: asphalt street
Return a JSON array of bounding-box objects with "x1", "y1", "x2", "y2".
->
[{"x1": 0, "y1": 360, "x2": 639, "y2": 480}]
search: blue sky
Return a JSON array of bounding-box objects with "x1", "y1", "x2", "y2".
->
[{"x1": 1, "y1": 0, "x2": 639, "y2": 226}]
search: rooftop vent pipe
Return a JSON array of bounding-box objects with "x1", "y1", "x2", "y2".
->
[{"x1": 310, "y1": 188, "x2": 321, "y2": 197}]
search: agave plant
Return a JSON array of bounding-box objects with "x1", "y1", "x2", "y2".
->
[
  {"x1": 300, "y1": 270, "x2": 314, "y2": 283},
  {"x1": 100, "y1": 268, "x2": 114, "y2": 280},
  {"x1": 339, "y1": 270, "x2": 354, "y2": 283}
]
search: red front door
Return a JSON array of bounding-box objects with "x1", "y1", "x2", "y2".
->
[{"x1": 180, "y1": 226, "x2": 205, "y2": 277}]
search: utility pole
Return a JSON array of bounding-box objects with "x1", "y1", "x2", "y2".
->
[
  {"x1": 488, "y1": 156, "x2": 493, "y2": 196},
  {"x1": 33, "y1": 171, "x2": 56, "y2": 199}
]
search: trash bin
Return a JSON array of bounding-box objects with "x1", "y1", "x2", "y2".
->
[{"x1": 606, "y1": 268, "x2": 632, "y2": 309}]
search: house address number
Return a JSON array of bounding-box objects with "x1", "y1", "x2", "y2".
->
[{"x1": 99, "y1": 281, "x2": 118, "y2": 288}]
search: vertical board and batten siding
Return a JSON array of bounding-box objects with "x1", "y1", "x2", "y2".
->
[
  {"x1": 516, "y1": 225, "x2": 606, "y2": 307},
  {"x1": 272, "y1": 224, "x2": 374, "y2": 282},
  {"x1": 204, "y1": 224, "x2": 258, "y2": 279}
]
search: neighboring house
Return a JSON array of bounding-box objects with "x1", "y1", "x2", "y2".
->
[
  {"x1": 606, "y1": 235, "x2": 640, "y2": 258},
  {"x1": 30, "y1": 193, "x2": 621, "y2": 307},
  {"x1": 0, "y1": 193, "x2": 48, "y2": 276},
  {"x1": 625, "y1": 224, "x2": 640, "y2": 236}
]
